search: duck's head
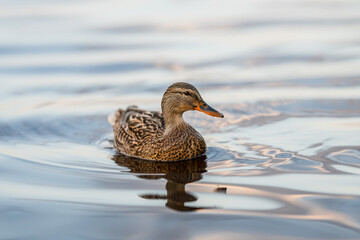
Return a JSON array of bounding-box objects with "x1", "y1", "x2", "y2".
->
[{"x1": 161, "y1": 82, "x2": 224, "y2": 122}]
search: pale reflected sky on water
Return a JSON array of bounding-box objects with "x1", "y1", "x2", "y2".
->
[{"x1": 1, "y1": 0, "x2": 360, "y2": 239}]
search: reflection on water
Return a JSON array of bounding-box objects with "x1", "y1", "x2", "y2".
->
[
  {"x1": 1, "y1": 0, "x2": 360, "y2": 239},
  {"x1": 113, "y1": 154, "x2": 208, "y2": 211}
]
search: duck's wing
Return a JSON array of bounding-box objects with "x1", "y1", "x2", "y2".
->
[{"x1": 113, "y1": 106, "x2": 165, "y2": 151}]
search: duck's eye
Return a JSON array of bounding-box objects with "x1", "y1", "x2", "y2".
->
[{"x1": 184, "y1": 91, "x2": 191, "y2": 96}]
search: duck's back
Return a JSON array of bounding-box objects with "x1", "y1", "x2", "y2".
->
[
  {"x1": 112, "y1": 106, "x2": 165, "y2": 157},
  {"x1": 111, "y1": 106, "x2": 206, "y2": 161}
]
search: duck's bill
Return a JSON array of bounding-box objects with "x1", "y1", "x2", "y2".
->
[{"x1": 194, "y1": 102, "x2": 224, "y2": 118}]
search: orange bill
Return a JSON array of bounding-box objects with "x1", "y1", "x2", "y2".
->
[{"x1": 194, "y1": 102, "x2": 224, "y2": 118}]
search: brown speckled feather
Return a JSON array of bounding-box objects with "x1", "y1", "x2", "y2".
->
[{"x1": 114, "y1": 106, "x2": 164, "y2": 151}]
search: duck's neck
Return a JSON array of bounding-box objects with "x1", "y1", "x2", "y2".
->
[{"x1": 163, "y1": 111, "x2": 187, "y2": 133}]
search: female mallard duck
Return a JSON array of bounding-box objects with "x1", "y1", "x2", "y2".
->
[{"x1": 111, "y1": 82, "x2": 223, "y2": 161}]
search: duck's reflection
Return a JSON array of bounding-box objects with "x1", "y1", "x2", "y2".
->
[{"x1": 112, "y1": 154, "x2": 208, "y2": 211}]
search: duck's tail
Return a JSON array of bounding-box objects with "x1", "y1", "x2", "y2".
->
[
  {"x1": 108, "y1": 105, "x2": 139, "y2": 127},
  {"x1": 108, "y1": 109, "x2": 124, "y2": 127}
]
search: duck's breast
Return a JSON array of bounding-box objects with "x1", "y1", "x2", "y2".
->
[{"x1": 153, "y1": 124, "x2": 206, "y2": 161}]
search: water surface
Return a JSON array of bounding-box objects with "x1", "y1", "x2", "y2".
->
[{"x1": 1, "y1": 0, "x2": 360, "y2": 239}]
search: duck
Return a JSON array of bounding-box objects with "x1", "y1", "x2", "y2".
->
[{"x1": 110, "y1": 82, "x2": 223, "y2": 161}]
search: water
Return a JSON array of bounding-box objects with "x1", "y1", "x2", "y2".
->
[{"x1": 1, "y1": 0, "x2": 360, "y2": 239}]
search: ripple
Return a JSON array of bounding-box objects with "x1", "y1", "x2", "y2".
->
[
  {"x1": 0, "y1": 43, "x2": 165, "y2": 55},
  {"x1": 327, "y1": 149, "x2": 360, "y2": 166},
  {"x1": 0, "y1": 62, "x2": 153, "y2": 74}
]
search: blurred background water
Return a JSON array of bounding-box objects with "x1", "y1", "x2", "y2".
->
[{"x1": 1, "y1": 0, "x2": 360, "y2": 239}]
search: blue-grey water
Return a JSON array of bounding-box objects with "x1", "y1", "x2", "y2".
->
[{"x1": 1, "y1": 0, "x2": 360, "y2": 239}]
